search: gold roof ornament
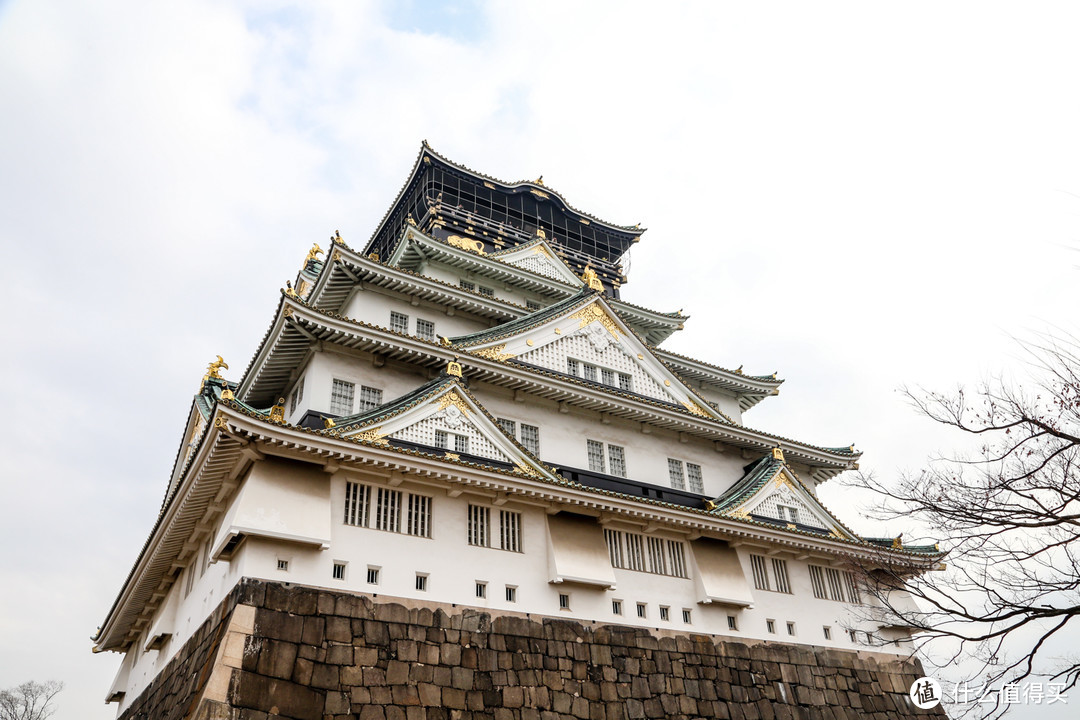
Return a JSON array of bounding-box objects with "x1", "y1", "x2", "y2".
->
[
  {"x1": 334, "y1": 229, "x2": 342, "y2": 243},
  {"x1": 406, "y1": 214, "x2": 416, "y2": 226},
  {"x1": 581, "y1": 265, "x2": 604, "y2": 291},
  {"x1": 568, "y1": 303, "x2": 621, "y2": 339},
  {"x1": 269, "y1": 399, "x2": 285, "y2": 423},
  {"x1": 324, "y1": 417, "x2": 336, "y2": 429},
  {"x1": 205, "y1": 356, "x2": 228, "y2": 381},
  {"x1": 440, "y1": 336, "x2": 453, "y2": 347},
  {"x1": 305, "y1": 243, "x2": 324, "y2": 266},
  {"x1": 444, "y1": 451, "x2": 460, "y2": 461},
  {"x1": 447, "y1": 235, "x2": 485, "y2": 255},
  {"x1": 705, "y1": 500, "x2": 718, "y2": 511},
  {"x1": 892, "y1": 534, "x2": 904, "y2": 550},
  {"x1": 472, "y1": 343, "x2": 515, "y2": 362},
  {"x1": 285, "y1": 281, "x2": 298, "y2": 298},
  {"x1": 368, "y1": 252, "x2": 379, "y2": 261},
  {"x1": 534, "y1": 175, "x2": 544, "y2": 186},
  {"x1": 772, "y1": 447, "x2": 786, "y2": 462},
  {"x1": 535, "y1": 226, "x2": 547, "y2": 240},
  {"x1": 446, "y1": 357, "x2": 463, "y2": 378},
  {"x1": 220, "y1": 386, "x2": 235, "y2": 401}
]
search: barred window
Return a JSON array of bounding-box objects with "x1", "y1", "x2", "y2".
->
[
  {"x1": 637, "y1": 603, "x2": 647, "y2": 618},
  {"x1": 505, "y1": 586, "x2": 517, "y2": 602},
  {"x1": 612, "y1": 600, "x2": 623, "y2": 615},
  {"x1": 496, "y1": 418, "x2": 516, "y2": 436},
  {"x1": 520, "y1": 424, "x2": 540, "y2": 455},
  {"x1": 416, "y1": 318, "x2": 435, "y2": 342},
  {"x1": 668, "y1": 541, "x2": 687, "y2": 578},
  {"x1": 601, "y1": 368, "x2": 614, "y2": 386},
  {"x1": 460, "y1": 279, "x2": 475, "y2": 291},
  {"x1": 772, "y1": 558, "x2": 792, "y2": 594},
  {"x1": 478, "y1": 286, "x2": 495, "y2": 298},
  {"x1": 618, "y1": 373, "x2": 632, "y2": 391},
  {"x1": 567, "y1": 358, "x2": 580, "y2": 377},
  {"x1": 583, "y1": 364, "x2": 597, "y2": 382},
  {"x1": 750, "y1": 554, "x2": 771, "y2": 591},
  {"x1": 500, "y1": 510, "x2": 522, "y2": 552},
  {"x1": 359, "y1": 385, "x2": 382, "y2": 412},
  {"x1": 468, "y1": 505, "x2": 490, "y2": 547},
  {"x1": 604, "y1": 529, "x2": 624, "y2": 568},
  {"x1": 605, "y1": 529, "x2": 687, "y2": 578},
  {"x1": 330, "y1": 379, "x2": 354, "y2": 415},
  {"x1": 587, "y1": 439, "x2": 605, "y2": 473},
  {"x1": 435, "y1": 430, "x2": 448, "y2": 449},
  {"x1": 526, "y1": 299, "x2": 541, "y2": 311},
  {"x1": 454, "y1": 434, "x2": 469, "y2": 454},
  {"x1": 687, "y1": 463, "x2": 704, "y2": 494},
  {"x1": 289, "y1": 378, "x2": 305, "y2": 414},
  {"x1": 809, "y1": 565, "x2": 860, "y2": 603},
  {"x1": 344, "y1": 482, "x2": 370, "y2": 527},
  {"x1": 332, "y1": 562, "x2": 346, "y2": 580},
  {"x1": 407, "y1": 494, "x2": 432, "y2": 537},
  {"x1": 778, "y1": 505, "x2": 799, "y2": 524},
  {"x1": 626, "y1": 533, "x2": 645, "y2": 571},
  {"x1": 659, "y1": 606, "x2": 670, "y2": 622},
  {"x1": 608, "y1": 445, "x2": 626, "y2": 477},
  {"x1": 375, "y1": 487, "x2": 401, "y2": 532},
  {"x1": 844, "y1": 570, "x2": 862, "y2": 604},
  {"x1": 767, "y1": 619, "x2": 776, "y2": 634},
  {"x1": 668, "y1": 459, "x2": 686, "y2": 490},
  {"x1": 809, "y1": 565, "x2": 828, "y2": 599},
  {"x1": 647, "y1": 537, "x2": 668, "y2": 575},
  {"x1": 390, "y1": 311, "x2": 409, "y2": 334},
  {"x1": 682, "y1": 609, "x2": 692, "y2": 624}
]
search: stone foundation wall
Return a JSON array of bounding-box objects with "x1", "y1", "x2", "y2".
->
[{"x1": 119, "y1": 579, "x2": 944, "y2": 720}]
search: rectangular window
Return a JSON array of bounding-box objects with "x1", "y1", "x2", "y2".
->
[
  {"x1": 415, "y1": 574, "x2": 428, "y2": 592},
  {"x1": 605, "y1": 529, "x2": 624, "y2": 568},
  {"x1": 728, "y1": 615, "x2": 738, "y2": 631},
  {"x1": 359, "y1": 385, "x2": 383, "y2": 412},
  {"x1": 843, "y1": 570, "x2": 862, "y2": 604},
  {"x1": 779, "y1": 505, "x2": 799, "y2": 524},
  {"x1": 787, "y1": 622, "x2": 796, "y2": 636},
  {"x1": 605, "y1": 529, "x2": 687, "y2": 578},
  {"x1": 435, "y1": 430, "x2": 448, "y2": 449},
  {"x1": 344, "y1": 482, "x2": 370, "y2": 527},
  {"x1": 823, "y1": 626, "x2": 832, "y2": 640},
  {"x1": 772, "y1": 558, "x2": 792, "y2": 594},
  {"x1": 750, "y1": 554, "x2": 771, "y2": 591},
  {"x1": 668, "y1": 541, "x2": 687, "y2": 578},
  {"x1": 583, "y1": 364, "x2": 597, "y2": 382},
  {"x1": 478, "y1": 286, "x2": 495, "y2": 298},
  {"x1": 520, "y1": 424, "x2": 540, "y2": 455},
  {"x1": 687, "y1": 463, "x2": 703, "y2": 493},
  {"x1": 526, "y1": 299, "x2": 541, "y2": 311},
  {"x1": 682, "y1": 609, "x2": 692, "y2": 624},
  {"x1": 505, "y1": 586, "x2": 517, "y2": 603},
  {"x1": 659, "y1": 606, "x2": 670, "y2": 622},
  {"x1": 476, "y1": 582, "x2": 487, "y2": 599},
  {"x1": 600, "y1": 368, "x2": 615, "y2": 386},
  {"x1": 865, "y1": 631, "x2": 874, "y2": 644},
  {"x1": 668, "y1": 459, "x2": 685, "y2": 490},
  {"x1": 646, "y1": 536, "x2": 668, "y2": 575},
  {"x1": 468, "y1": 505, "x2": 490, "y2": 547},
  {"x1": 454, "y1": 434, "x2": 469, "y2": 454},
  {"x1": 416, "y1": 318, "x2": 435, "y2": 342},
  {"x1": 367, "y1": 566, "x2": 380, "y2": 585},
  {"x1": 849, "y1": 630, "x2": 858, "y2": 643},
  {"x1": 559, "y1": 593, "x2": 570, "y2": 610},
  {"x1": 390, "y1": 311, "x2": 409, "y2": 334},
  {"x1": 809, "y1": 565, "x2": 828, "y2": 599},
  {"x1": 608, "y1": 445, "x2": 626, "y2": 477},
  {"x1": 289, "y1": 378, "x2": 305, "y2": 414},
  {"x1": 277, "y1": 559, "x2": 289, "y2": 572},
  {"x1": 636, "y1": 603, "x2": 647, "y2": 619},
  {"x1": 496, "y1": 418, "x2": 516, "y2": 436},
  {"x1": 406, "y1": 494, "x2": 432, "y2": 538},
  {"x1": 330, "y1": 379, "x2": 354, "y2": 415},
  {"x1": 826, "y1": 567, "x2": 845, "y2": 602},
  {"x1": 587, "y1": 439, "x2": 605, "y2": 473},
  {"x1": 767, "y1": 619, "x2": 776, "y2": 634},
  {"x1": 625, "y1": 533, "x2": 645, "y2": 571},
  {"x1": 332, "y1": 562, "x2": 346, "y2": 580},
  {"x1": 612, "y1": 600, "x2": 623, "y2": 615},
  {"x1": 460, "y1": 279, "x2": 475, "y2": 291},
  {"x1": 567, "y1": 359, "x2": 580, "y2": 377},
  {"x1": 618, "y1": 373, "x2": 632, "y2": 392},
  {"x1": 375, "y1": 487, "x2": 402, "y2": 532},
  {"x1": 500, "y1": 510, "x2": 522, "y2": 552}
]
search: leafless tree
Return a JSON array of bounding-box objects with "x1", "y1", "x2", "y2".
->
[
  {"x1": 0, "y1": 681, "x2": 64, "y2": 720},
  {"x1": 848, "y1": 334, "x2": 1080, "y2": 719}
]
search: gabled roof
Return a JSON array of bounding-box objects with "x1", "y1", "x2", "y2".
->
[
  {"x1": 325, "y1": 371, "x2": 558, "y2": 481},
  {"x1": 486, "y1": 236, "x2": 587, "y2": 286},
  {"x1": 448, "y1": 288, "x2": 732, "y2": 424}
]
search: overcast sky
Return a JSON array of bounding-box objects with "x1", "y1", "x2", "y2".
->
[{"x1": 1, "y1": 2, "x2": 1078, "y2": 718}]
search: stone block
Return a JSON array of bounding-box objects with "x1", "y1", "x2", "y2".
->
[{"x1": 254, "y1": 609, "x2": 303, "y2": 644}]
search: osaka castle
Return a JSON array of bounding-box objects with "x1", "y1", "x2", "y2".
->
[{"x1": 95, "y1": 143, "x2": 944, "y2": 716}]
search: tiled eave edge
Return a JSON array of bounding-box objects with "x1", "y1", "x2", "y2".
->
[
  {"x1": 237, "y1": 296, "x2": 859, "y2": 474},
  {"x1": 653, "y1": 350, "x2": 783, "y2": 411}
]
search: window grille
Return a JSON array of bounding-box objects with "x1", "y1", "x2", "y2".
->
[
  {"x1": 787, "y1": 622, "x2": 796, "y2": 636},
  {"x1": 668, "y1": 459, "x2": 685, "y2": 489},
  {"x1": 366, "y1": 567, "x2": 379, "y2": 584},
  {"x1": 826, "y1": 567, "x2": 845, "y2": 602},
  {"x1": 647, "y1": 536, "x2": 668, "y2": 575},
  {"x1": 601, "y1": 368, "x2": 614, "y2": 386},
  {"x1": 559, "y1": 593, "x2": 570, "y2": 609},
  {"x1": 687, "y1": 463, "x2": 703, "y2": 493},
  {"x1": 772, "y1": 558, "x2": 792, "y2": 594},
  {"x1": 659, "y1": 606, "x2": 670, "y2": 622},
  {"x1": 375, "y1": 487, "x2": 402, "y2": 532},
  {"x1": 460, "y1": 279, "x2": 475, "y2": 291},
  {"x1": 728, "y1": 616, "x2": 738, "y2": 631},
  {"x1": 583, "y1": 364, "x2": 597, "y2": 382},
  {"x1": 608, "y1": 445, "x2": 626, "y2": 477},
  {"x1": 849, "y1": 630, "x2": 858, "y2": 643},
  {"x1": 626, "y1": 533, "x2": 645, "y2": 572},
  {"x1": 478, "y1": 286, "x2": 495, "y2": 297},
  {"x1": 330, "y1": 379, "x2": 354, "y2": 415},
  {"x1": 587, "y1": 439, "x2": 605, "y2": 473},
  {"x1": 843, "y1": 570, "x2": 862, "y2": 603},
  {"x1": 767, "y1": 619, "x2": 776, "y2": 634},
  {"x1": 468, "y1": 505, "x2": 490, "y2": 547},
  {"x1": 416, "y1": 319, "x2": 435, "y2": 341},
  {"x1": 567, "y1": 358, "x2": 580, "y2": 376},
  {"x1": 526, "y1": 299, "x2": 541, "y2": 311},
  {"x1": 618, "y1": 373, "x2": 632, "y2": 391},
  {"x1": 809, "y1": 565, "x2": 827, "y2": 599},
  {"x1": 605, "y1": 529, "x2": 624, "y2": 568},
  {"x1": 277, "y1": 559, "x2": 289, "y2": 571},
  {"x1": 682, "y1": 609, "x2": 692, "y2": 624},
  {"x1": 435, "y1": 430, "x2": 448, "y2": 449},
  {"x1": 636, "y1": 603, "x2": 647, "y2": 618},
  {"x1": 476, "y1": 582, "x2": 487, "y2": 599},
  {"x1": 750, "y1": 554, "x2": 771, "y2": 591},
  {"x1": 344, "y1": 482, "x2": 370, "y2": 527},
  {"x1": 668, "y1": 541, "x2": 687, "y2": 578},
  {"x1": 332, "y1": 563, "x2": 346, "y2": 580},
  {"x1": 415, "y1": 574, "x2": 428, "y2": 591},
  {"x1": 390, "y1": 311, "x2": 409, "y2": 334},
  {"x1": 496, "y1": 418, "x2": 516, "y2": 436},
  {"x1": 359, "y1": 385, "x2": 382, "y2": 412},
  {"x1": 779, "y1": 505, "x2": 799, "y2": 524},
  {"x1": 809, "y1": 565, "x2": 859, "y2": 603},
  {"x1": 454, "y1": 434, "x2": 469, "y2": 454},
  {"x1": 823, "y1": 626, "x2": 832, "y2": 640},
  {"x1": 505, "y1": 586, "x2": 517, "y2": 602},
  {"x1": 407, "y1": 494, "x2": 432, "y2": 538},
  {"x1": 520, "y1": 424, "x2": 540, "y2": 455},
  {"x1": 500, "y1": 510, "x2": 522, "y2": 552},
  {"x1": 612, "y1": 600, "x2": 623, "y2": 615}
]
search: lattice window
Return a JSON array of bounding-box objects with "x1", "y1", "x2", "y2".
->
[
  {"x1": 460, "y1": 279, "x2": 475, "y2": 291},
  {"x1": 330, "y1": 379, "x2": 354, "y2": 415},
  {"x1": 587, "y1": 439, "x2": 605, "y2": 473},
  {"x1": 844, "y1": 571, "x2": 862, "y2": 604},
  {"x1": 496, "y1": 418, "x2": 516, "y2": 436},
  {"x1": 526, "y1": 299, "x2": 541, "y2": 310},
  {"x1": 500, "y1": 510, "x2": 521, "y2": 552},
  {"x1": 520, "y1": 424, "x2": 540, "y2": 455},
  {"x1": 605, "y1": 529, "x2": 624, "y2": 568},
  {"x1": 606, "y1": 530, "x2": 686, "y2": 578},
  {"x1": 289, "y1": 377, "x2": 305, "y2": 414},
  {"x1": 669, "y1": 541, "x2": 687, "y2": 578},
  {"x1": 435, "y1": 430, "x2": 448, "y2": 449},
  {"x1": 359, "y1": 385, "x2": 382, "y2": 412},
  {"x1": 583, "y1": 364, "x2": 597, "y2": 382},
  {"x1": 809, "y1": 565, "x2": 859, "y2": 603},
  {"x1": 567, "y1": 358, "x2": 579, "y2": 376},
  {"x1": 517, "y1": 335, "x2": 668, "y2": 401},
  {"x1": 478, "y1": 286, "x2": 495, "y2": 297},
  {"x1": 618, "y1": 373, "x2": 632, "y2": 391},
  {"x1": 394, "y1": 416, "x2": 508, "y2": 462},
  {"x1": 755, "y1": 492, "x2": 825, "y2": 529},
  {"x1": 468, "y1": 505, "x2": 490, "y2": 547},
  {"x1": 626, "y1": 533, "x2": 645, "y2": 571},
  {"x1": 407, "y1": 494, "x2": 432, "y2": 538},
  {"x1": 647, "y1": 536, "x2": 667, "y2": 575},
  {"x1": 750, "y1": 554, "x2": 771, "y2": 591},
  {"x1": 390, "y1": 311, "x2": 409, "y2": 334},
  {"x1": 772, "y1": 558, "x2": 792, "y2": 594},
  {"x1": 779, "y1": 505, "x2": 799, "y2": 524},
  {"x1": 416, "y1": 318, "x2": 435, "y2": 342},
  {"x1": 668, "y1": 459, "x2": 685, "y2": 489},
  {"x1": 809, "y1": 565, "x2": 828, "y2": 599},
  {"x1": 375, "y1": 488, "x2": 402, "y2": 532},
  {"x1": 454, "y1": 434, "x2": 469, "y2": 454},
  {"x1": 344, "y1": 482, "x2": 370, "y2": 527},
  {"x1": 687, "y1": 463, "x2": 704, "y2": 493},
  {"x1": 601, "y1": 368, "x2": 614, "y2": 386},
  {"x1": 608, "y1": 445, "x2": 626, "y2": 477}
]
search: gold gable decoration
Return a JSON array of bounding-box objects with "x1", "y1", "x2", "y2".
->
[
  {"x1": 532, "y1": 244, "x2": 555, "y2": 259},
  {"x1": 726, "y1": 508, "x2": 751, "y2": 521},
  {"x1": 472, "y1": 344, "x2": 515, "y2": 362},
  {"x1": 513, "y1": 461, "x2": 544, "y2": 479},
  {"x1": 434, "y1": 390, "x2": 472, "y2": 416},
  {"x1": 354, "y1": 426, "x2": 389, "y2": 445},
  {"x1": 681, "y1": 399, "x2": 710, "y2": 418},
  {"x1": 269, "y1": 399, "x2": 285, "y2": 423},
  {"x1": 446, "y1": 358, "x2": 463, "y2": 377},
  {"x1": 568, "y1": 303, "x2": 621, "y2": 339}
]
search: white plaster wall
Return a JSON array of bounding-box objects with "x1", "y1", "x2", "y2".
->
[
  {"x1": 342, "y1": 285, "x2": 493, "y2": 339},
  {"x1": 419, "y1": 260, "x2": 547, "y2": 309},
  {"x1": 293, "y1": 350, "x2": 434, "y2": 421},
  {"x1": 688, "y1": 385, "x2": 744, "y2": 424}
]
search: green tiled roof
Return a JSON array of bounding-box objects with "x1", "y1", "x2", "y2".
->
[
  {"x1": 327, "y1": 375, "x2": 452, "y2": 431},
  {"x1": 708, "y1": 456, "x2": 784, "y2": 513}
]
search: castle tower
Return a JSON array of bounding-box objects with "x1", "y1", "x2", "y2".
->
[{"x1": 95, "y1": 143, "x2": 943, "y2": 717}]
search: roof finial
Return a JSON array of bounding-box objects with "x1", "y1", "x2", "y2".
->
[
  {"x1": 534, "y1": 175, "x2": 544, "y2": 186},
  {"x1": 206, "y1": 356, "x2": 228, "y2": 380},
  {"x1": 406, "y1": 213, "x2": 417, "y2": 226},
  {"x1": 305, "y1": 243, "x2": 324, "y2": 267},
  {"x1": 285, "y1": 280, "x2": 298, "y2": 298},
  {"x1": 581, "y1": 264, "x2": 603, "y2": 292},
  {"x1": 892, "y1": 533, "x2": 904, "y2": 550}
]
